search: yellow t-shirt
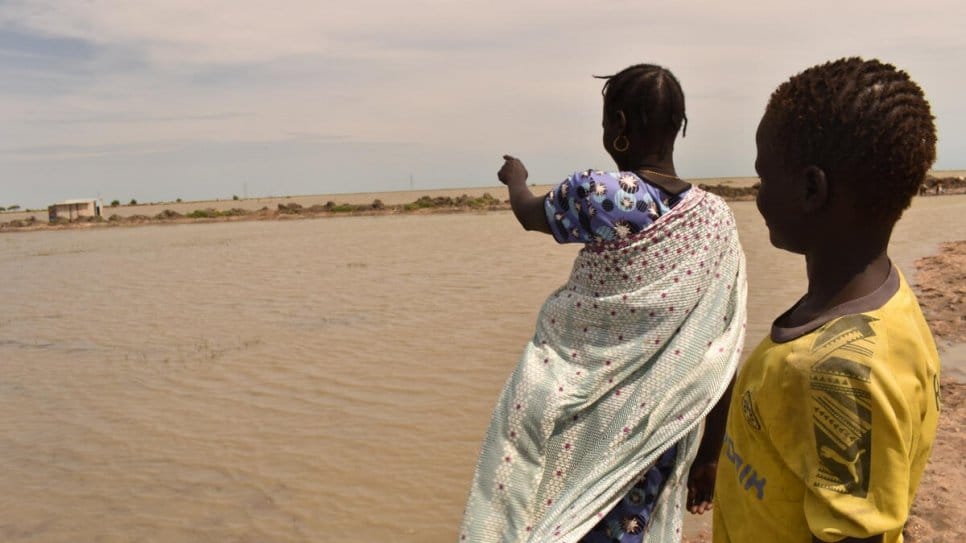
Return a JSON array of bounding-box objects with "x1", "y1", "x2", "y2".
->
[{"x1": 714, "y1": 270, "x2": 940, "y2": 543}]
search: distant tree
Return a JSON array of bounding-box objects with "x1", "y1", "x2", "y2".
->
[
  {"x1": 110, "y1": 200, "x2": 120, "y2": 207},
  {"x1": 232, "y1": 194, "x2": 240, "y2": 201},
  {"x1": 0, "y1": 207, "x2": 5, "y2": 212},
  {"x1": 129, "y1": 199, "x2": 138, "y2": 206},
  {"x1": 176, "y1": 198, "x2": 182, "y2": 203},
  {"x1": 8, "y1": 205, "x2": 20, "y2": 211}
]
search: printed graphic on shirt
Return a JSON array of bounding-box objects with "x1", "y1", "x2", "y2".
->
[
  {"x1": 811, "y1": 314, "x2": 878, "y2": 359},
  {"x1": 722, "y1": 434, "x2": 767, "y2": 500},
  {"x1": 544, "y1": 171, "x2": 686, "y2": 244},
  {"x1": 741, "y1": 390, "x2": 762, "y2": 431},
  {"x1": 809, "y1": 315, "x2": 876, "y2": 497}
]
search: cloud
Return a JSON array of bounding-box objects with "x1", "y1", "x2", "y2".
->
[
  {"x1": 283, "y1": 132, "x2": 351, "y2": 142},
  {"x1": 0, "y1": 0, "x2": 541, "y2": 66},
  {"x1": 0, "y1": 140, "x2": 180, "y2": 159},
  {"x1": 0, "y1": 0, "x2": 963, "y2": 209},
  {"x1": 24, "y1": 111, "x2": 251, "y2": 125},
  {"x1": 0, "y1": 133, "x2": 412, "y2": 161},
  {"x1": 3, "y1": 1, "x2": 963, "y2": 70}
]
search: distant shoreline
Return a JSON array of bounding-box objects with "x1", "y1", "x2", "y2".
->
[
  {"x1": 0, "y1": 181, "x2": 757, "y2": 233},
  {"x1": 2, "y1": 174, "x2": 964, "y2": 233}
]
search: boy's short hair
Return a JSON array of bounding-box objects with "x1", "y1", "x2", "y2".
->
[{"x1": 766, "y1": 57, "x2": 936, "y2": 223}]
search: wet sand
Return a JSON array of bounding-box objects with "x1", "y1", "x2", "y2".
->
[{"x1": 904, "y1": 240, "x2": 966, "y2": 543}]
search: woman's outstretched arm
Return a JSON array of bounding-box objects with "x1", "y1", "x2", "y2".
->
[{"x1": 498, "y1": 155, "x2": 551, "y2": 234}]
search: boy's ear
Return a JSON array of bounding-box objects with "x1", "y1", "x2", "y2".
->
[{"x1": 802, "y1": 165, "x2": 829, "y2": 213}]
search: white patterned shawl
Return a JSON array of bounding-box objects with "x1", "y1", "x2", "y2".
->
[{"x1": 459, "y1": 188, "x2": 747, "y2": 543}]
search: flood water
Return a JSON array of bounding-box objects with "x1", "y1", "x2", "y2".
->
[{"x1": 1, "y1": 194, "x2": 963, "y2": 542}]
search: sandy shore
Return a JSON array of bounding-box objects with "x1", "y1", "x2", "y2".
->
[
  {"x1": 0, "y1": 177, "x2": 761, "y2": 225},
  {"x1": 2, "y1": 172, "x2": 962, "y2": 233},
  {"x1": 683, "y1": 240, "x2": 966, "y2": 543},
  {"x1": 0, "y1": 179, "x2": 765, "y2": 233},
  {"x1": 904, "y1": 240, "x2": 966, "y2": 543}
]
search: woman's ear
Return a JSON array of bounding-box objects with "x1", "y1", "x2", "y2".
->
[
  {"x1": 802, "y1": 165, "x2": 829, "y2": 213},
  {"x1": 615, "y1": 110, "x2": 627, "y2": 133}
]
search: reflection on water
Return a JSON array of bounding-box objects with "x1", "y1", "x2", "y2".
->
[{"x1": 1, "y1": 194, "x2": 963, "y2": 542}]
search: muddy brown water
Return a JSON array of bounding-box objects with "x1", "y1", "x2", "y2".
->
[{"x1": 1, "y1": 195, "x2": 963, "y2": 542}]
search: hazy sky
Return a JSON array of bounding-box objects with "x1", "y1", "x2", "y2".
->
[{"x1": 2, "y1": 1, "x2": 964, "y2": 208}]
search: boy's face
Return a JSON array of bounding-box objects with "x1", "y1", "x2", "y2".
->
[{"x1": 754, "y1": 112, "x2": 811, "y2": 254}]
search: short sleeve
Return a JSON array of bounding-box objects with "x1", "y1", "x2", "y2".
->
[
  {"x1": 798, "y1": 360, "x2": 914, "y2": 541},
  {"x1": 543, "y1": 170, "x2": 674, "y2": 244}
]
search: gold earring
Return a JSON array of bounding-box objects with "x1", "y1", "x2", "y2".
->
[{"x1": 613, "y1": 134, "x2": 630, "y2": 152}]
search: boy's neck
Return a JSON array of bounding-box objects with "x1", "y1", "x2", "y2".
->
[{"x1": 786, "y1": 245, "x2": 893, "y2": 327}]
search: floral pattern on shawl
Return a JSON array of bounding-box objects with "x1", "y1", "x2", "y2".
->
[
  {"x1": 459, "y1": 188, "x2": 747, "y2": 543},
  {"x1": 544, "y1": 170, "x2": 689, "y2": 244}
]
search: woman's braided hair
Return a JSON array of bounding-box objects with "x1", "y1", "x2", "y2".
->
[
  {"x1": 767, "y1": 57, "x2": 936, "y2": 222},
  {"x1": 597, "y1": 64, "x2": 687, "y2": 157}
]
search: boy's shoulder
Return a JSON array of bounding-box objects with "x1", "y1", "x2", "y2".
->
[
  {"x1": 747, "y1": 270, "x2": 939, "y2": 407},
  {"x1": 738, "y1": 272, "x2": 939, "y2": 487},
  {"x1": 809, "y1": 273, "x2": 938, "y2": 370},
  {"x1": 769, "y1": 268, "x2": 934, "y2": 356}
]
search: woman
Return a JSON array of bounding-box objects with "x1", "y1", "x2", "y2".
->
[{"x1": 459, "y1": 64, "x2": 746, "y2": 543}]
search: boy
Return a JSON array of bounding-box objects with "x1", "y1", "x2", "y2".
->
[{"x1": 711, "y1": 58, "x2": 941, "y2": 542}]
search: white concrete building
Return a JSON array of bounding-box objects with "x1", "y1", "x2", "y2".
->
[{"x1": 48, "y1": 199, "x2": 102, "y2": 222}]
